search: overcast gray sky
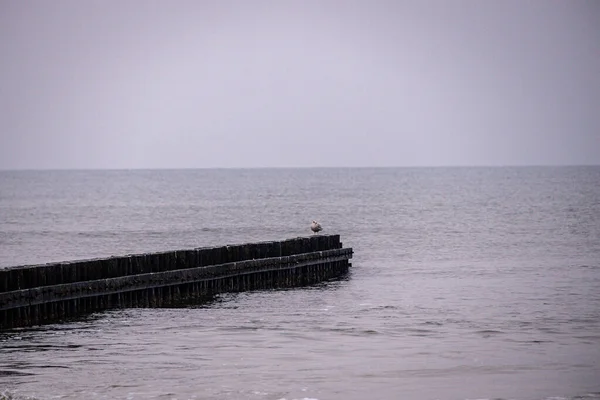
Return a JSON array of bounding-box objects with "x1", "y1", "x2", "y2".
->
[{"x1": 0, "y1": 0, "x2": 598, "y2": 169}]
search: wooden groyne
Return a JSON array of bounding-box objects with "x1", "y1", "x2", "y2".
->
[{"x1": 0, "y1": 235, "x2": 352, "y2": 330}]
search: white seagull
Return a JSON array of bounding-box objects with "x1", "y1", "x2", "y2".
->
[{"x1": 311, "y1": 220, "x2": 323, "y2": 234}]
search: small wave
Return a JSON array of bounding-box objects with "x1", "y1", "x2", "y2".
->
[
  {"x1": 2, "y1": 344, "x2": 81, "y2": 353},
  {"x1": 325, "y1": 327, "x2": 381, "y2": 336},
  {"x1": 422, "y1": 321, "x2": 444, "y2": 326},
  {"x1": 0, "y1": 390, "x2": 40, "y2": 400},
  {"x1": 474, "y1": 329, "x2": 505, "y2": 337},
  {"x1": 536, "y1": 327, "x2": 563, "y2": 334},
  {"x1": 75, "y1": 230, "x2": 119, "y2": 239},
  {"x1": 0, "y1": 370, "x2": 34, "y2": 377},
  {"x1": 373, "y1": 305, "x2": 399, "y2": 310},
  {"x1": 220, "y1": 325, "x2": 260, "y2": 332},
  {"x1": 200, "y1": 227, "x2": 221, "y2": 233},
  {"x1": 504, "y1": 339, "x2": 552, "y2": 344},
  {"x1": 406, "y1": 328, "x2": 437, "y2": 336},
  {"x1": 278, "y1": 398, "x2": 319, "y2": 400},
  {"x1": 458, "y1": 393, "x2": 600, "y2": 400},
  {"x1": 574, "y1": 393, "x2": 600, "y2": 399},
  {"x1": 574, "y1": 334, "x2": 600, "y2": 341}
]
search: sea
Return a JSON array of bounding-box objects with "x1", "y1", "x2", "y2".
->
[{"x1": 0, "y1": 167, "x2": 599, "y2": 400}]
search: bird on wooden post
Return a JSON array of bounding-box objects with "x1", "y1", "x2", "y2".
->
[{"x1": 311, "y1": 220, "x2": 322, "y2": 234}]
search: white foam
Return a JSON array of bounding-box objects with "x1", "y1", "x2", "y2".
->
[{"x1": 277, "y1": 398, "x2": 319, "y2": 400}]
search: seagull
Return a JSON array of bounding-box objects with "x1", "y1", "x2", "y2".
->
[{"x1": 311, "y1": 220, "x2": 322, "y2": 234}]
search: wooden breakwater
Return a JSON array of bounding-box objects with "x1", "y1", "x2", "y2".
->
[{"x1": 0, "y1": 235, "x2": 352, "y2": 330}]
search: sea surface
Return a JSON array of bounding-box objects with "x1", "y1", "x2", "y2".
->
[{"x1": 0, "y1": 167, "x2": 599, "y2": 400}]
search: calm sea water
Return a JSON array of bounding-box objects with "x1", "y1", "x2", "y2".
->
[{"x1": 0, "y1": 167, "x2": 599, "y2": 400}]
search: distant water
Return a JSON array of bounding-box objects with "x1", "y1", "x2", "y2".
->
[{"x1": 1, "y1": 167, "x2": 599, "y2": 400}]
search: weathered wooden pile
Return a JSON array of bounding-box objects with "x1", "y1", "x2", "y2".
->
[{"x1": 0, "y1": 234, "x2": 353, "y2": 329}]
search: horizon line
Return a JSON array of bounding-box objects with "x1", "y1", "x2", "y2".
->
[{"x1": 1, "y1": 164, "x2": 599, "y2": 172}]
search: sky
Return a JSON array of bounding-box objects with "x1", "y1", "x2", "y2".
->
[{"x1": 0, "y1": 0, "x2": 599, "y2": 169}]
